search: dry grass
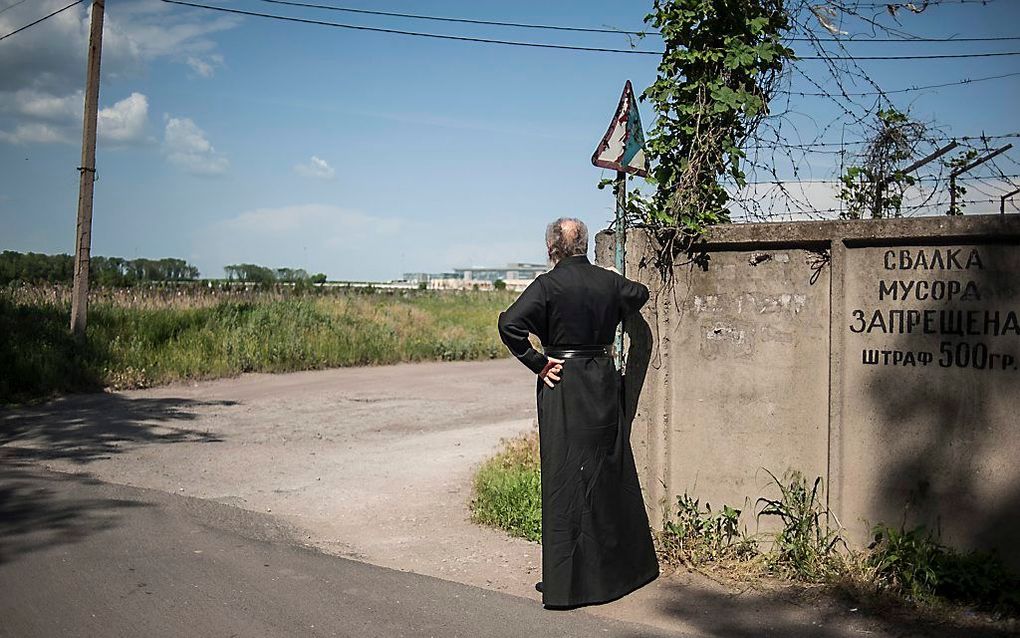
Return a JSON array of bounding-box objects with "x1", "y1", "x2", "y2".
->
[{"x1": 1, "y1": 285, "x2": 517, "y2": 404}]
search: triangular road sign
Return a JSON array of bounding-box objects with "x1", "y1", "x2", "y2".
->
[{"x1": 591, "y1": 80, "x2": 649, "y2": 177}]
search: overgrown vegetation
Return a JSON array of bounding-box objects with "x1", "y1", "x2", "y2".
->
[
  {"x1": 756, "y1": 469, "x2": 845, "y2": 580},
  {"x1": 470, "y1": 430, "x2": 542, "y2": 543},
  {"x1": 473, "y1": 455, "x2": 1019, "y2": 617},
  {"x1": 655, "y1": 470, "x2": 1019, "y2": 619},
  {"x1": 868, "y1": 523, "x2": 1020, "y2": 612},
  {"x1": 0, "y1": 286, "x2": 515, "y2": 404},
  {"x1": 658, "y1": 494, "x2": 757, "y2": 565},
  {"x1": 640, "y1": 0, "x2": 794, "y2": 237},
  {"x1": 837, "y1": 108, "x2": 927, "y2": 220},
  {"x1": 471, "y1": 445, "x2": 1018, "y2": 623},
  {"x1": 945, "y1": 148, "x2": 981, "y2": 216}
]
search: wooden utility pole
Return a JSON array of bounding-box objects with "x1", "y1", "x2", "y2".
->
[{"x1": 70, "y1": 0, "x2": 105, "y2": 337}]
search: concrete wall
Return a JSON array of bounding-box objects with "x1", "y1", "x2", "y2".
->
[{"x1": 595, "y1": 215, "x2": 1020, "y2": 567}]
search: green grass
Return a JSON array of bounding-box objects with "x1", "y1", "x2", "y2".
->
[
  {"x1": 653, "y1": 469, "x2": 1019, "y2": 620},
  {"x1": 469, "y1": 446, "x2": 1019, "y2": 623},
  {"x1": 0, "y1": 287, "x2": 516, "y2": 404},
  {"x1": 470, "y1": 430, "x2": 542, "y2": 543},
  {"x1": 867, "y1": 523, "x2": 1020, "y2": 613}
]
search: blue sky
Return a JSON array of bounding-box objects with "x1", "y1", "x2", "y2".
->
[{"x1": 1, "y1": 0, "x2": 1018, "y2": 280}]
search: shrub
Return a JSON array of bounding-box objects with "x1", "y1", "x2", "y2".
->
[{"x1": 869, "y1": 523, "x2": 1020, "y2": 613}]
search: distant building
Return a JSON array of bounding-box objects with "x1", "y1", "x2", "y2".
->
[{"x1": 401, "y1": 262, "x2": 547, "y2": 291}]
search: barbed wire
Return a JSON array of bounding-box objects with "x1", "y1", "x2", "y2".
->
[{"x1": 726, "y1": 0, "x2": 1019, "y2": 222}]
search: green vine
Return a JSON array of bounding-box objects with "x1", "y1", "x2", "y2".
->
[
  {"x1": 640, "y1": 0, "x2": 795, "y2": 237},
  {"x1": 837, "y1": 108, "x2": 925, "y2": 220},
  {"x1": 945, "y1": 149, "x2": 979, "y2": 216}
]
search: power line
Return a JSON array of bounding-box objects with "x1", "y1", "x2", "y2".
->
[
  {"x1": 253, "y1": 0, "x2": 650, "y2": 36},
  {"x1": 848, "y1": 0, "x2": 1001, "y2": 8},
  {"x1": 0, "y1": 0, "x2": 82, "y2": 42},
  {"x1": 161, "y1": 1, "x2": 1020, "y2": 60},
  {"x1": 160, "y1": 0, "x2": 664, "y2": 55},
  {"x1": 804, "y1": 49, "x2": 1020, "y2": 60},
  {"x1": 813, "y1": 34, "x2": 1020, "y2": 43},
  {"x1": 253, "y1": 0, "x2": 1020, "y2": 43},
  {"x1": 0, "y1": 0, "x2": 36, "y2": 17}
]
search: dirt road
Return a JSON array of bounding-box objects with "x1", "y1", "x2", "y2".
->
[{"x1": 2, "y1": 360, "x2": 542, "y2": 598}]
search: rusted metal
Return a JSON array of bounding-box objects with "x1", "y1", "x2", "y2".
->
[
  {"x1": 1002, "y1": 187, "x2": 1020, "y2": 215},
  {"x1": 950, "y1": 144, "x2": 1013, "y2": 215}
]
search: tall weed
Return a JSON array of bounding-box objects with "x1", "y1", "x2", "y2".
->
[
  {"x1": 756, "y1": 469, "x2": 846, "y2": 581},
  {"x1": 0, "y1": 287, "x2": 516, "y2": 404},
  {"x1": 658, "y1": 494, "x2": 757, "y2": 566}
]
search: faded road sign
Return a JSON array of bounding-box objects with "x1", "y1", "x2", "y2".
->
[{"x1": 591, "y1": 80, "x2": 648, "y2": 177}]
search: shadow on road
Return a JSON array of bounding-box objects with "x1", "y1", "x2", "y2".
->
[
  {"x1": 0, "y1": 460, "x2": 151, "y2": 565},
  {"x1": 0, "y1": 393, "x2": 230, "y2": 563},
  {"x1": 619, "y1": 576, "x2": 1014, "y2": 638},
  {"x1": 0, "y1": 393, "x2": 229, "y2": 464}
]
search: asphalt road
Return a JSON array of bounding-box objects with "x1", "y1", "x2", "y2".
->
[
  {"x1": 0, "y1": 461, "x2": 677, "y2": 638},
  {"x1": 3, "y1": 362, "x2": 1011, "y2": 637}
]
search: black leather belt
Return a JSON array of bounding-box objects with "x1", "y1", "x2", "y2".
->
[{"x1": 544, "y1": 345, "x2": 611, "y2": 359}]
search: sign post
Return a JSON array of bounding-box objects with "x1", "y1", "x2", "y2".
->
[{"x1": 592, "y1": 80, "x2": 648, "y2": 371}]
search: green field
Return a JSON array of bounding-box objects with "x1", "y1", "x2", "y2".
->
[{"x1": 0, "y1": 285, "x2": 516, "y2": 405}]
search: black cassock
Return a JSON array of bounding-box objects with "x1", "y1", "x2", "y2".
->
[{"x1": 497, "y1": 254, "x2": 659, "y2": 608}]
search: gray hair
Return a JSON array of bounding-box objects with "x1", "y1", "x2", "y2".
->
[{"x1": 545, "y1": 217, "x2": 588, "y2": 263}]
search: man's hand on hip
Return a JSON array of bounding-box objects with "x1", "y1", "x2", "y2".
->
[{"x1": 540, "y1": 357, "x2": 564, "y2": 388}]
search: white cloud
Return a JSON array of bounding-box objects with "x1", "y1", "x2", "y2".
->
[
  {"x1": 0, "y1": 122, "x2": 67, "y2": 145},
  {"x1": 4, "y1": 89, "x2": 83, "y2": 121},
  {"x1": 0, "y1": 90, "x2": 150, "y2": 146},
  {"x1": 193, "y1": 204, "x2": 404, "y2": 278},
  {"x1": 220, "y1": 204, "x2": 401, "y2": 237},
  {"x1": 98, "y1": 92, "x2": 148, "y2": 143},
  {"x1": 0, "y1": 0, "x2": 238, "y2": 93},
  {"x1": 0, "y1": 1, "x2": 237, "y2": 148},
  {"x1": 294, "y1": 156, "x2": 336, "y2": 180},
  {"x1": 163, "y1": 116, "x2": 229, "y2": 175},
  {"x1": 186, "y1": 54, "x2": 224, "y2": 78}
]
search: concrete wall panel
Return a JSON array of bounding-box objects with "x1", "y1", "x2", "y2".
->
[
  {"x1": 665, "y1": 249, "x2": 829, "y2": 524},
  {"x1": 597, "y1": 215, "x2": 1020, "y2": 566},
  {"x1": 839, "y1": 243, "x2": 1020, "y2": 560}
]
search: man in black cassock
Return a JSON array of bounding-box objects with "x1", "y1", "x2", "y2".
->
[{"x1": 497, "y1": 217, "x2": 659, "y2": 609}]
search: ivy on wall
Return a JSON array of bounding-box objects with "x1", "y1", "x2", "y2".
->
[{"x1": 639, "y1": 0, "x2": 795, "y2": 236}]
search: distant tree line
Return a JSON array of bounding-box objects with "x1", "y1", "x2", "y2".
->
[
  {"x1": 224, "y1": 263, "x2": 327, "y2": 285},
  {"x1": 0, "y1": 251, "x2": 200, "y2": 286}
]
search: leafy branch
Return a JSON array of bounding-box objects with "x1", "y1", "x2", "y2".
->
[{"x1": 641, "y1": 0, "x2": 795, "y2": 238}]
